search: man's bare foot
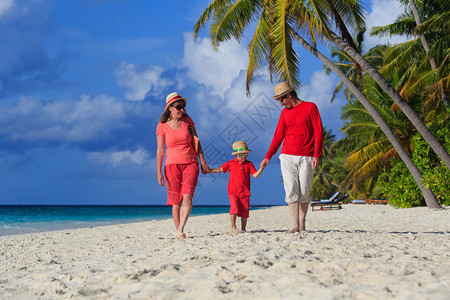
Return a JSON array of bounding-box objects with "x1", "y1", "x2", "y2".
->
[
  {"x1": 239, "y1": 229, "x2": 246, "y2": 233},
  {"x1": 287, "y1": 228, "x2": 299, "y2": 233},
  {"x1": 176, "y1": 232, "x2": 186, "y2": 239}
]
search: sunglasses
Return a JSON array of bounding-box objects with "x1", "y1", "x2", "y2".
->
[
  {"x1": 173, "y1": 104, "x2": 185, "y2": 111},
  {"x1": 236, "y1": 153, "x2": 248, "y2": 158},
  {"x1": 277, "y1": 95, "x2": 287, "y2": 103}
]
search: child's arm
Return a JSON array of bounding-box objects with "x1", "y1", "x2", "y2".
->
[
  {"x1": 252, "y1": 167, "x2": 264, "y2": 178},
  {"x1": 209, "y1": 167, "x2": 224, "y2": 174}
]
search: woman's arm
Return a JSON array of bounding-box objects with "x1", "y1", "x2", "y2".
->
[
  {"x1": 156, "y1": 134, "x2": 165, "y2": 186},
  {"x1": 191, "y1": 125, "x2": 211, "y2": 174}
]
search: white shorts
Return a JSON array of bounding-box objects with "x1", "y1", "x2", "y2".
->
[{"x1": 279, "y1": 154, "x2": 314, "y2": 204}]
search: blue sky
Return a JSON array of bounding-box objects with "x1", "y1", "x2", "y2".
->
[{"x1": 0, "y1": 0, "x2": 406, "y2": 205}]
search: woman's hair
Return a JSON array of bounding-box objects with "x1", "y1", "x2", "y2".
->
[
  {"x1": 158, "y1": 100, "x2": 187, "y2": 123},
  {"x1": 159, "y1": 110, "x2": 171, "y2": 123}
]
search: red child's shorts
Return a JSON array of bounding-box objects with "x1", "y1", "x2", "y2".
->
[
  {"x1": 228, "y1": 194, "x2": 250, "y2": 218},
  {"x1": 164, "y1": 162, "x2": 199, "y2": 206}
]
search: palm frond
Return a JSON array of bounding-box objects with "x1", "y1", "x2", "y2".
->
[
  {"x1": 270, "y1": 0, "x2": 300, "y2": 87},
  {"x1": 209, "y1": 0, "x2": 261, "y2": 49},
  {"x1": 246, "y1": 6, "x2": 273, "y2": 95},
  {"x1": 193, "y1": 0, "x2": 231, "y2": 39}
]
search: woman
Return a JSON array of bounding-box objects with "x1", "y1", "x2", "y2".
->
[{"x1": 156, "y1": 92, "x2": 210, "y2": 239}]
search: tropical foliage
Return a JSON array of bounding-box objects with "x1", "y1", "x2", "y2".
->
[
  {"x1": 379, "y1": 122, "x2": 450, "y2": 207},
  {"x1": 326, "y1": 0, "x2": 449, "y2": 206},
  {"x1": 195, "y1": 0, "x2": 449, "y2": 206}
]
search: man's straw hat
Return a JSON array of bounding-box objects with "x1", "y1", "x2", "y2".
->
[
  {"x1": 273, "y1": 82, "x2": 295, "y2": 99},
  {"x1": 231, "y1": 141, "x2": 251, "y2": 155},
  {"x1": 165, "y1": 92, "x2": 187, "y2": 110}
]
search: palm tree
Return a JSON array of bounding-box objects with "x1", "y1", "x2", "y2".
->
[
  {"x1": 338, "y1": 75, "x2": 417, "y2": 196},
  {"x1": 329, "y1": 31, "x2": 450, "y2": 169},
  {"x1": 408, "y1": 0, "x2": 448, "y2": 107},
  {"x1": 194, "y1": 0, "x2": 441, "y2": 208},
  {"x1": 313, "y1": 0, "x2": 450, "y2": 168},
  {"x1": 311, "y1": 127, "x2": 337, "y2": 199},
  {"x1": 370, "y1": 0, "x2": 449, "y2": 115},
  {"x1": 324, "y1": 29, "x2": 386, "y2": 104}
]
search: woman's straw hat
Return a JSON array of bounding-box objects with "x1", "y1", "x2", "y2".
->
[
  {"x1": 231, "y1": 141, "x2": 251, "y2": 155},
  {"x1": 165, "y1": 92, "x2": 187, "y2": 110},
  {"x1": 273, "y1": 82, "x2": 295, "y2": 99}
]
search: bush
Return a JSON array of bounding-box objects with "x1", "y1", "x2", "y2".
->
[{"x1": 380, "y1": 123, "x2": 450, "y2": 208}]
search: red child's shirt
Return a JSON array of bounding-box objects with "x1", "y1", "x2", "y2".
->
[{"x1": 221, "y1": 159, "x2": 257, "y2": 197}]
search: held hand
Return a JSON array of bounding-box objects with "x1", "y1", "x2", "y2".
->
[
  {"x1": 260, "y1": 158, "x2": 269, "y2": 169},
  {"x1": 201, "y1": 162, "x2": 211, "y2": 174},
  {"x1": 157, "y1": 173, "x2": 165, "y2": 186},
  {"x1": 312, "y1": 157, "x2": 321, "y2": 168}
]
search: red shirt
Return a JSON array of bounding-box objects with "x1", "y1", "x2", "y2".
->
[
  {"x1": 265, "y1": 101, "x2": 323, "y2": 160},
  {"x1": 221, "y1": 159, "x2": 257, "y2": 197},
  {"x1": 156, "y1": 115, "x2": 198, "y2": 165}
]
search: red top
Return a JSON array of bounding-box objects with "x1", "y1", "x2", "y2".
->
[
  {"x1": 265, "y1": 101, "x2": 323, "y2": 160},
  {"x1": 156, "y1": 115, "x2": 198, "y2": 165},
  {"x1": 221, "y1": 159, "x2": 257, "y2": 197}
]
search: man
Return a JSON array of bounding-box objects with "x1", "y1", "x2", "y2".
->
[{"x1": 261, "y1": 82, "x2": 323, "y2": 232}]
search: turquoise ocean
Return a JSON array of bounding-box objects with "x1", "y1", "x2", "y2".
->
[{"x1": 0, "y1": 205, "x2": 269, "y2": 236}]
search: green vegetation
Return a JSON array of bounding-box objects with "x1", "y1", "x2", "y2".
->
[
  {"x1": 317, "y1": 0, "x2": 449, "y2": 207},
  {"x1": 195, "y1": 0, "x2": 449, "y2": 207},
  {"x1": 379, "y1": 124, "x2": 450, "y2": 207}
]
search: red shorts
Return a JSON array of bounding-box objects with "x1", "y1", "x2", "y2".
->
[
  {"x1": 228, "y1": 194, "x2": 250, "y2": 218},
  {"x1": 165, "y1": 162, "x2": 199, "y2": 206}
]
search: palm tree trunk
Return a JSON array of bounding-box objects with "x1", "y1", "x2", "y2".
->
[
  {"x1": 329, "y1": 31, "x2": 450, "y2": 170},
  {"x1": 408, "y1": 0, "x2": 448, "y2": 108},
  {"x1": 290, "y1": 30, "x2": 441, "y2": 209}
]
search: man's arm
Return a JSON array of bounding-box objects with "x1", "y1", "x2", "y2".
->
[
  {"x1": 262, "y1": 111, "x2": 286, "y2": 167},
  {"x1": 311, "y1": 104, "x2": 324, "y2": 168}
]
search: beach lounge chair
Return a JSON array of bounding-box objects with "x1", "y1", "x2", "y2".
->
[
  {"x1": 310, "y1": 191, "x2": 340, "y2": 207},
  {"x1": 352, "y1": 199, "x2": 367, "y2": 204},
  {"x1": 365, "y1": 198, "x2": 388, "y2": 205},
  {"x1": 310, "y1": 191, "x2": 340, "y2": 203},
  {"x1": 311, "y1": 194, "x2": 348, "y2": 211}
]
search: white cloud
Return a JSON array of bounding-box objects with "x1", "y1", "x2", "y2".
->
[
  {"x1": 114, "y1": 62, "x2": 173, "y2": 101},
  {"x1": 299, "y1": 70, "x2": 339, "y2": 112},
  {"x1": 84, "y1": 147, "x2": 155, "y2": 178},
  {"x1": 87, "y1": 147, "x2": 150, "y2": 167},
  {"x1": 364, "y1": 0, "x2": 409, "y2": 51},
  {"x1": 182, "y1": 32, "x2": 248, "y2": 96},
  {"x1": 0, "y1": 0, "x2": 13, "y2": 17},
  {"x1": 0, "y1": 94, "x2": 126, "y2": 143},
  {"x1": 223, "y1": 72, "x2": 274, "y2": 113}
]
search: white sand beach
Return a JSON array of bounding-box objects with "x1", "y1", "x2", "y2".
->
[{"x1": 1, "y1": 204, "x2": 449, "y2": 299}]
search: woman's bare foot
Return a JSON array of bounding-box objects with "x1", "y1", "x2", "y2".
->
[{"x1": 287, "y1": 228, "x2": 299, "y2": 233}]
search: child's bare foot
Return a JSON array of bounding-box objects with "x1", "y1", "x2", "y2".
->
[
  {"x1": 287, "y1": 228, "x2": 300, "y2": 233},
  {"x1": 227, "y1": 228, "x2": 238, "y2": 234},
  {"x1": 176, "y1": 232, "x2": 186, "y2": 239}
]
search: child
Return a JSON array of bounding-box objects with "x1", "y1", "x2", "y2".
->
[{"x1": 209, "y1": 141, "x2": 264, "y2": 233}]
